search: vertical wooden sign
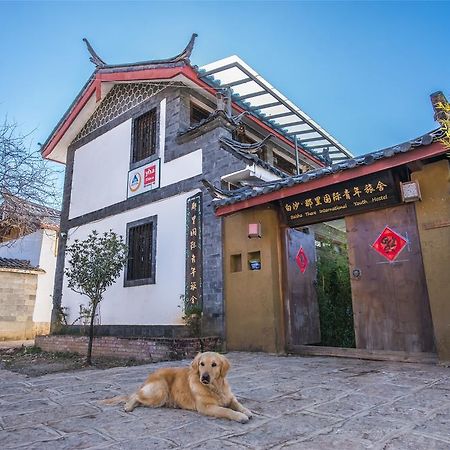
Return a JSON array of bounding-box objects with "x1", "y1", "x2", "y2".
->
[{"x1": 185, "y1": 193, "x2": 202, "y2": 309}]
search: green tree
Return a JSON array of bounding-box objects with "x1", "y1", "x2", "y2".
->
[
  {"x1": 64, "y1": 230, "x2": 127, "y2": 365},
  {"x1": 316, "y1": 241, "x2": 355, "y2": 348}
]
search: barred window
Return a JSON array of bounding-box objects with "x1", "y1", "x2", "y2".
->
[
  {"x1": 132, "y1": 109, "x2": 157, "y2": 164},
  {"x1": 124, "y1": 216, "x2": 157, "y2": 287}
]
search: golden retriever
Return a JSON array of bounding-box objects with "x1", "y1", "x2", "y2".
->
[{"x1": 102, "y1": 352, "x2": 252, "y2": 423}]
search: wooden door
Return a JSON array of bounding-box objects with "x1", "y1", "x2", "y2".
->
[
  {"x1": 346, "y1": 203, "x2": 435, "y2": 353},
  {"x1": 284, "y1": 227, "x2": 321, "y2": 348}
]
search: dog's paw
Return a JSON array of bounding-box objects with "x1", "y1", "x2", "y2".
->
[
  {"x1": 235, "y1": 412, "x2": 249, "y2": 423},
  {"x1": 242, "y1": 408, "x2": 253, "y2": 419}
]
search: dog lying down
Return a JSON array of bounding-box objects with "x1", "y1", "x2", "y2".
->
[{"x1": 101, "y1": 352, "x2": 252, "y2": 423}]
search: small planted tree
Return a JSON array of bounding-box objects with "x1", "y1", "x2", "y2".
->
[{"x1": 64, "y1": 230, "x2": 127, "y2": 365}]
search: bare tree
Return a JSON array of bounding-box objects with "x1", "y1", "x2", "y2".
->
[{"x1": 0, "y1": 118, "x2": 62, "y2": 241}]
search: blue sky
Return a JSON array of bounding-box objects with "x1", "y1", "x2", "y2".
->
[{"x1": 1, "y1": 0, "x2": 449, "y2": 159}]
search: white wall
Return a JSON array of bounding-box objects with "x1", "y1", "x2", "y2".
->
[
  {"x1": 69, "y1": 119, "x2": 131, "y2": 219},
  {"x1": 69, "y1": 97, "x2": 203, "y2": 219},
  {"x1": 0, "y1": 230, "x2": 43, "y2": 266},
  {"x1": 62, "y1": 189, "x2": 200, "y2": 325},
  {"x1": 33, "y1": 229, "x2": 58, "y2": 323}
]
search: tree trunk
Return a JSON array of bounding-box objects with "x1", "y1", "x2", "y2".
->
[{"x1": 86, "y1": 301, "x2": 98, "y2": 365}]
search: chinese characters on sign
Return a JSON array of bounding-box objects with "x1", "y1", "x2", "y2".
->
[
  {"x1": 372, "y1": 226, "x2": 408, "y2": 262},
  {"x1": 185, "y1": 193, "x2": 202, "y2": 310},
  {"x1": 280, "y1": 170, "x2": 401, "y2": 227}
]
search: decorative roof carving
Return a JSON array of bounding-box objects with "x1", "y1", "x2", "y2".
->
[
  {"x1": 84, "y1": 33, "x2": 198, "y2": 69},
  {"x1": 83, "y1": 38, "x2": 107, "y2": 68}
]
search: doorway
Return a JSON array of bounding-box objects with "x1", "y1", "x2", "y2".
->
[{"x1": 283, "y1": 204, "x2": 435, "y2": 354}]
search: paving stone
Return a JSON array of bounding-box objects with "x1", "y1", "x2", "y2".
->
[
  {"x1": 0, "y1": 425, "x2": 60, "y2": 448},
  {"x1": 227, "y1": 411, "x2": 340, "y2": 448},
  {"x1": 307, "y1": 392, "x2": 385, "y2": 418},
  {"x1": 103, "y1": 435, "x2": 178, "y2": 449},
  {"x1": 26, "y1": 431, "x2": 114, "y2": 449},
  {"x1": 331, "y1": 415, "x2": 407, "y2": 447},
  {"x1": 0, "y1": 353, "x2": 449, "y2": 449},
  {"x1": 413, "y1": 406, "x2": 450, "y2": 442},
  {"x1": 382, "y1": 431, "x2": 450, "y2": 449}
]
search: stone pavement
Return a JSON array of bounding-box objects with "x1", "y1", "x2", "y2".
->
[{"x1": 0, "y1": 352, "x2": 449, "y2": 449}]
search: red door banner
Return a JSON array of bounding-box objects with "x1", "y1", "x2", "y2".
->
[
  {"x1": 296, "y1": 246, "x2": 309, "y2": 274},
  {"x1": 371, "y1": 226, "x2": 407, "y2": 262}
]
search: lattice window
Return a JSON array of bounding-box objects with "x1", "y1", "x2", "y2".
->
[
  {"x1": 132, "y1": 109, "x2": 157, "y2": 163},
  {"x1": 73, "y1": 83, "x2": 169, "y2": 143}
]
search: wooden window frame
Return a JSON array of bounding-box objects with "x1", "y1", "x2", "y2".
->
[{"x1": 124, "y1": 216, "x2": 157, "y2": 287}]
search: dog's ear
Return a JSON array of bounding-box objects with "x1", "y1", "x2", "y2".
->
[
  {"x1": 190, "y1": 352, "x2": 202, "y2": 373},
  {"x1": 219, "y1": 354, "x2": 230, "y2": 378}
]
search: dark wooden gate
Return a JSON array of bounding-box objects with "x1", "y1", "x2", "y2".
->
[
  {"x1": 283, "y1": 227, "x2": 321, "y2": 348},
  {"x1": 346, "y1": 203, "x2": 435, "y2": 353}
]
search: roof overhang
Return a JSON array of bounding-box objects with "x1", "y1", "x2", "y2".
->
[
  {"x1": 41, "y1": 64, "x2": 324, "y2": 167},
  {"x1": 199, "y1": 56, "x2": 353, "y2": 164},
  {"x1": 215, "y1": 141, "x2": 447, "y2": 217}
]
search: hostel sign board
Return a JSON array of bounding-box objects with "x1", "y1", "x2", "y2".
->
[
  {"x1": 280, "y1": 170, "x2": 401, "y2": 227},
  {"x1": 127, "y1": 159, "x2": 161, "y2": 198},
  {"x1": 185, "y1": 193, "x2": 202, "y2": 309}
]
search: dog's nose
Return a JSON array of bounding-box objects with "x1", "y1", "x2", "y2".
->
[{"x1": 201, "y1": 373, "x2": 210, "y2": 383}]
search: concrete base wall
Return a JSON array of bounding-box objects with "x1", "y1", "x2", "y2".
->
[
  {"x1": 0, "y1": 271, "x2": 40, "y2": 340},
  {"x1": 35, "y1": 335, "x2": 222, "y2": 362}
]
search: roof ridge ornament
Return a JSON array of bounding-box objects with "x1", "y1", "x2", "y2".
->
[
  {"x1": 83, "y1": 38, "x2": 107, "y2": 68},
  {"x1": 173, "y1": 33, "x2": 198, "y2": 62}
]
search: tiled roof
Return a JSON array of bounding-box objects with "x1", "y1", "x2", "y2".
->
[
  {"x1": 0, "y1": 193, "x2": 60, "y2": 229},
  {"x1": 213, "y1": 128, "x2": 445, "y2": 209},
  {"x1": 0, "y1": 258, "x2": 43, "y2": 272}
]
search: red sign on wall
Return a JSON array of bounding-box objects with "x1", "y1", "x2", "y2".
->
[
  {"x1": 372, "y1": 226, "x2": 407, "y2": 262},
  {"x1": 144, "y1": 165, "x2": 156, "y2": 186},
  {"x1": 296, "y1": 246, "x2": 309, "y2": 273}
]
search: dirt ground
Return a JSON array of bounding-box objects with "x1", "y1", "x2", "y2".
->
[{"x1": 0, "y1": 346, "x2": 147, "y2": 377}]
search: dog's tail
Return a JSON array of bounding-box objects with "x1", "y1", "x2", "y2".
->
[{"x1": 99, "y1": 395, "x2": 129, "y2": 406}]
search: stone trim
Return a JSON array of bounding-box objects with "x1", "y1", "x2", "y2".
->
[{"x1": 66, "y1": 174, "x2": 203, "y2": 230}]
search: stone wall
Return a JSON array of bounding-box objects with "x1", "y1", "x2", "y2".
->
[
  {"x1": 35, "y1": 335, "x2": 222, "y2": 362},
  {"x1": 0, "y1": 271, "x2": 40, "y2": 340}
]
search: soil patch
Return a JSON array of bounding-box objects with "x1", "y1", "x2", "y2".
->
[{"x1": 0, "y1": 346, "x2": 148, "y2": 377}]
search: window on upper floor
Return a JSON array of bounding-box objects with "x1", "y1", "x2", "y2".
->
[
  {"x1": 190, "y1": 103, "x2": 210, "y2": 126},
  {"x1": 124, "y1": 216, "x2": 157, "y2": 287},
  {"x1": 273, "y1": 154, "x2": 297, "y2": 176},
  {"x1": 132, "y1": 108, "x2": 157, "y2": 164}
]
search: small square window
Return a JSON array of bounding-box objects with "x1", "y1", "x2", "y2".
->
[
  {"x1": 190, "y1": 103, "x2": 210, "y2": 126},
  {"x1": 132, "y1": 109, "x2": 157, "y2": 164},
  {"x1": 124, "y1": 216, "x2": 157, "y2": 287}
]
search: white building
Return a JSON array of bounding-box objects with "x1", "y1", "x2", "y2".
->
[{"x1": 40, "y1": 34, "x2": 350, "y2": 338}]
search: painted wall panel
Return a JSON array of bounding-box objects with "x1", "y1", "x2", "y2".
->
[
  {"x1": 62, "y1": 189, "x2": 199, "y2": 325},
  {"x1": 69, "y1": 120, "x2": 131, "y2": 219}
]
